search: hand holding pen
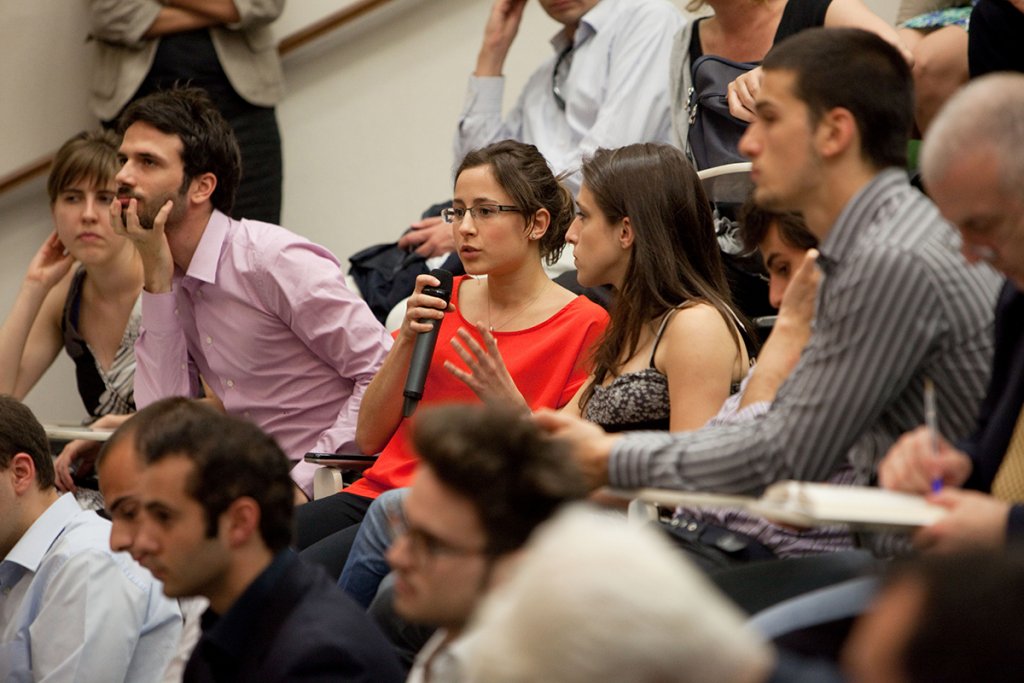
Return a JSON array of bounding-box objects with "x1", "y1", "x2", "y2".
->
[
  {"x1": 924, "y1": 378, "x2": 942, "y2": 493},
  {"x1": 878, "y1": 408, "x2": 974, "y2": 495}
]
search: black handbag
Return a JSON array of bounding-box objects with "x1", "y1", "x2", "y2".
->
[
  {"x1": 687, "y1": 54, "x2": 758, "y2": 170},
  {"x1": 347, "y1": 243, "x2": 429, "y2": 324}
]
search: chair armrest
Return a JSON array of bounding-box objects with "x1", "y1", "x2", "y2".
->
[
  {"x1": 303, "y1": 452, "x2": 378, "y2": 471},
  {"x1": 305, "y1": 453, "x2": 380, "y2": 500}
]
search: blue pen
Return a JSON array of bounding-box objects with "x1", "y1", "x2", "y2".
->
[{"x1": 924, "y1": 378, "x2": 942, "y2": 493}]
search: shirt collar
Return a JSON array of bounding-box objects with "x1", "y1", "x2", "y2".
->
[
  {"x1": 415, "y1": 629, "x2": 477, "y2": 681},
  {"x1": 199, "y1": 550, "x2": 294, "y2": 658},
  {"x1": 818, "y1": 168, "x2": 910, "y2": 273},
  {"x1": 3, "y1": 493, "x2": 82, "y2": 572},
  {"x1": 550, "y1": 0, "x2": 612, "y2": 51},
  {"x1": 184, "y1": 210, "x2": 231, "y2": 285}
]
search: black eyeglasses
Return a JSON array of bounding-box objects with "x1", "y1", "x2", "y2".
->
[
  {"x1": 388, "y1": 510, "x2": 487, "y2": 562},
  {"x1": 441, "y1": 205, "x2": 522, "y2": 224}
]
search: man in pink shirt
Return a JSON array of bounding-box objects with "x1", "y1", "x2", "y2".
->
[{"x1": 111, "y1": 87, "x2": 392, "y2": 500}]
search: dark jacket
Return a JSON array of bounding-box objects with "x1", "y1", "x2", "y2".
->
[{"x1": 184, "y1": 551, "x2": 404, "y2": 682}]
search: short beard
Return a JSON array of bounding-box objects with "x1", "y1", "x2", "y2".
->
[{"x1": 137, "y1": 176, "x2": 191, "y2": 230}]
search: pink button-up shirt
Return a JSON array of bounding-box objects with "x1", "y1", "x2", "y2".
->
[{"x1": 134, "y1": 211, "x2": 392, "y2": 495}]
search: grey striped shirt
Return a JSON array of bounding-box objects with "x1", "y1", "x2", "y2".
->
[{"x1": 611, "y1": 169, "x2": 1003, "y2": 494}]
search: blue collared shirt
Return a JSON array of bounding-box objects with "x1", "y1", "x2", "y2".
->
[{"x1": 0, "y1": 493, "x2": 182, "y2": 682}]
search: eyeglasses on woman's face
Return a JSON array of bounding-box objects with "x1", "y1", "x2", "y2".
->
[{"x1": 441, "y1": 204, "x2": 522, "y2": 224}]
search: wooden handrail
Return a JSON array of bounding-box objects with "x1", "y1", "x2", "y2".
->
[
  {"x1": 0, "y1": 0, "x2": 397, "y2": 197},
  {"x1": 278, "y1": 0, "x2": 394, "y2": 55},
  {"x1": 0, "y1": 155, "x2": 54, "y2": 197}
]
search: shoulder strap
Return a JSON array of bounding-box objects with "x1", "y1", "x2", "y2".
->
[
  {"x1": 649, "y1": 308, "x2": 679, "y2": 368},
  {"x1": 61, "y1": 266, "x2": 87, "y2": 337}
]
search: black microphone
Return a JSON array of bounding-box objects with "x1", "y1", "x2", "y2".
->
[{"x1": 403, "y1": 269, "x2": 454, "y2": 417}]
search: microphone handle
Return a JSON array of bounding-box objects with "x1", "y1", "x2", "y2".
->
[{"x1": 402, "y1": 283, "x2": 450, "y2": 417}]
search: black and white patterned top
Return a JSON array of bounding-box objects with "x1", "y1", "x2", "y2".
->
[
  {"x1": 584, "y1": 308, "x2": 743, "y2": 432},
  {"x1": 61, "y1": 268, "x2": 139, "y2": 420}
]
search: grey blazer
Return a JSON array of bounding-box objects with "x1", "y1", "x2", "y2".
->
[{"x1": 87, "y1": 0, "x2": 285, "y2": 122}]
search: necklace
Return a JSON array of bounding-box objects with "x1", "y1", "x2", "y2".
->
[{"x1": 486, "y1": 280, "x2": 547, "y2": 332}]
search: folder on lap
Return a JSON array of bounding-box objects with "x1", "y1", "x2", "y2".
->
[{"x1": 611, "y1": 481, "x2": 947, "y2": 531}]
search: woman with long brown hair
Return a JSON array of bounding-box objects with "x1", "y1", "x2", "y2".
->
[{"x1": 567, "y1": 142, "x2": 753, "y2": 432}]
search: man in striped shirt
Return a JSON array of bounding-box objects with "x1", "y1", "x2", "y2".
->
[{"x1": 537, "y1": 29, "x2": 1001, "y2": 526}]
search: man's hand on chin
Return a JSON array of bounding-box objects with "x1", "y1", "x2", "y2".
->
[{"x1": 533, "y1": 410, "x2": 619, "y2": 490}]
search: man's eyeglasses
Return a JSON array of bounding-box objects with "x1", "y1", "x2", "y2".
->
[
  {"x1": 388, "y1": 510, "x2": 487, "y2": 561},
  {"x1": 441, "y1": 205, "x2": 522, "y2": 224}
]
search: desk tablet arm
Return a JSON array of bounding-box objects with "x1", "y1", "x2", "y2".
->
[{"x1": 303, "y1": 453, "x2": 379, "y2": 500}]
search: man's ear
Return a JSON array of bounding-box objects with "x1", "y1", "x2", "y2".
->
[
  {"x1": 816, "y1": 107, "x2": 857, "y2": 160},
  {"x1": 188, "y1": 172, "x2": 218, "y2": 207},
  {"x1": 618, "y1": 216, "x2": 635, "y2": 250},
  {"x1": 8, "y1": 453, "x2": 38, "y2": 495},
  {"x1": 221, "y1": 496, "x2": 261, "y2": 548}
]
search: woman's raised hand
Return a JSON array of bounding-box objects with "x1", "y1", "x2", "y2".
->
[
  {"x1": 445, "y1": 322, "x2": 529, "y2": 410},
  {"x1": 25, "y1": 231, "x2": 75, "y2": 290}
]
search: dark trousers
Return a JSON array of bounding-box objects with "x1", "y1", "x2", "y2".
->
[{"x1": 294, "y1": 491, "x2": 373, "y2": 580}]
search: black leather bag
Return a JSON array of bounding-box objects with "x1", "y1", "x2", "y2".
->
[
  {"x1": 348, "y1": 243, "x2": 428, "y2": 324},
  {"x1": 687, "y1": 54, "x2": 758, "y2": 170}
]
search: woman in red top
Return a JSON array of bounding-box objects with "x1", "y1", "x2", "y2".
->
[{"x1": 295, "y1": 141, "x2": 608, "y2": 558}]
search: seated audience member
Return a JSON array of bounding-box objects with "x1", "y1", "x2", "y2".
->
[
  {"x1": 0, "y1": 395, "x2": 181, "y2": 681},
  {"x1": 537, "y1": 30, "x2": 1001, "y2": 511},
  {"x1": 843, "y1": 552, "x2": 1024, "y2": 683},
  {"x1": 463, "y1": 506, "x2": 774, "y2": 683},
  {"x1": 398, "y1": 0, "x2": 683, "y2": 263},
  {"x1": 415, "y1": 141, "x2": 754, "y2": 431},
  {"x1": 295, "y1": 140, "x2": 607, "y2": 573},
  {"x1": 897, "y1": 0, "x2": 974, "y2": 134},
  {"x1": 96, "y1": 397, "x2": 216, "y2": 682},
  {"x1": 0, "y1": 130, "x2": 141, "y2": 491},
  {"x1": 112, "y1": 87, "x2": 392, "y2": 499},
  {"x1": 339, "y1": 143, "x2": 758, "y2": 602},
  {"x1": 386, "y1": 404, "x2": 587, "y2": 680},
  {"x1": 672, "y1": 0, "x2": 908, "y2": 170},
  {"x1": 663, "y1": 205, "x2": 866, "y2": 570},
  {"x1": 132, "y1": 407, "x2": 404, "y2": 681},
  {"x1": 567, "y1": 143, "x2": 753, "y2": 432},
  {"x1": 878, "y1": 73, "x2": 1024, "y2": 553},
  {"x1": 967, "y1": 0, "x2": 1024, "y2": 76}
]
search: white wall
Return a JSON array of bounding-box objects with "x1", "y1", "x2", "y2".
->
[
  {"x1": 0, "y1": 0, "x2": 899, "y2": 422},
  {"x1": 276, "y1": 0, "x2": 562, "y2": 261},
  {"x1": 869, "y1": 0, "x2": 898, "y2": 23},
  {"x1": 0, "y1": 0, "x2": 93, "y2": 180}
]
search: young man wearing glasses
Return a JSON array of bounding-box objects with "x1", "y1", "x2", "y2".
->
[
  {"x1": 399, "y1": 0, "x2": 685, "y2": 259},
  {"x1": 386, "y1": 403, "x2": 586, "y2": 682}
]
